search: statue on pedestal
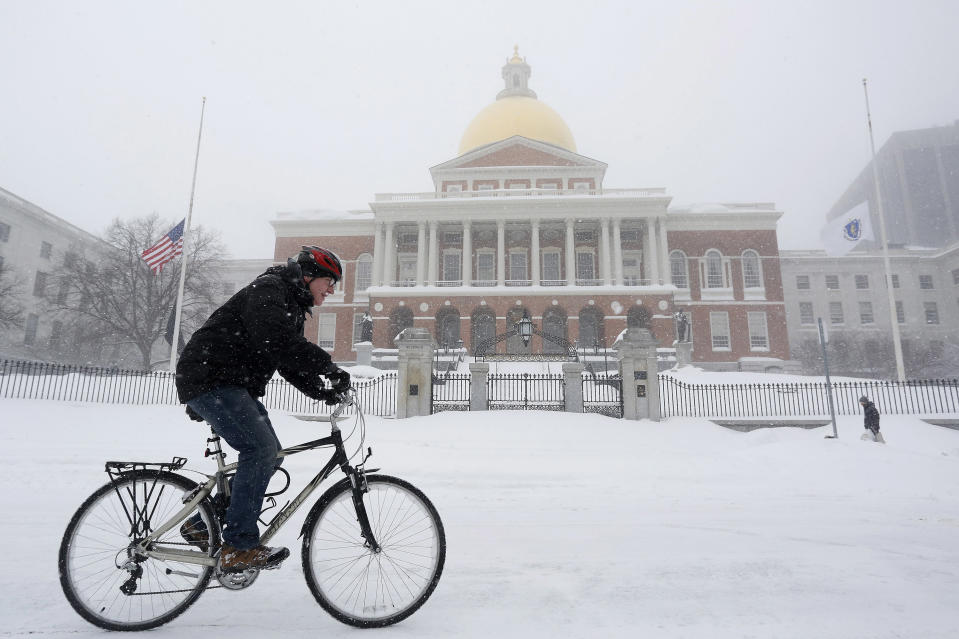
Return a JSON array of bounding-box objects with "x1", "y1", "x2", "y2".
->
[
  {"x1": 360, "y1": 311, "x2": 374, "y2": 343},
  {"x1": 673, "y1": 309, "x2": 690, "y2": 343}
]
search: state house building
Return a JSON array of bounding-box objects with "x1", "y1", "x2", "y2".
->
[{"x1": 271, "y1": 51, "x2": 791, "y2": 371}]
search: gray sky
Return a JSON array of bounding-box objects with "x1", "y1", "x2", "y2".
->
[{"x1": 2, "y1": 0, "x2": 957, "y2": 258}]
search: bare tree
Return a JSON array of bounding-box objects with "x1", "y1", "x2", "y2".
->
[
  {"x1": 0, "y1": 261, "x2": 25, "y2": 330},
  {"x1": 56, "y1": 215, "x2": 224, "y2": 370}
]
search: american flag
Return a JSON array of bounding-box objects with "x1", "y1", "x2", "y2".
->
[{"x1": 141, "y1": 219, "x2": 185, "y2": 273}]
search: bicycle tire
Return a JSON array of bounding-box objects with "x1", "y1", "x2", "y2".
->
[
  {"x1": 301, "y1": 474, "x2": 445, "y2": 627},
  {"x1": 58, "y1": 469, "x2": 221, "y2": 631}
]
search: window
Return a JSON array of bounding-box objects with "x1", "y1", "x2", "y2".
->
[
  {"x1": 896, "y1": 301, "x2": 905, "y2": 323},
  {"x1": 747, "y1": 312, "x2": 769, "y2": 350},
  {"x1": 859, "y1": 301, "x2": 874, "y2": 324},
  {"x1": 705, "y1": 250, "x2": 725, "y2": 288},
  {"x1": 741, "y1": 250, "x2": 762, "y2": 288},
  {"x1": 476, "y1": 251, "x2": 495, "y2": 282},
  {"x1": 855, "y1": 274, "x2": 869, "y2": 290},
  {"x1": 891, "y1": 274, "x2": 900, "y2": 288},
  {"x1": 443, "y1": 231, "x2": 462, "y2": 244},
  {"x1": 953, "y1": 269, "x2": 959, "y2": 286},
  {"x1": 0, "y1": 221, "x2": 10, "y2": 242},
  {"x1": 476, "y1": 183, "x2": 495, "y2": 192},
  {"x1": 574, "y1": 230, "x2": 595, "y2": 243},
  {"x1": 397, "y1": 232, "x2": 418, "y2": 245},
  {"x1": 829, "y1": 301, "x2": 844, "y2": 325},
  {"x1": 442, "y1": 250, "x2": 462, "y2": 282},
  {"x1": 397, "y1": 254, "x2": 417, "y2": 285},
  {"x1": 49, "y1": 320, "x2": 63, "y2": 348},
  {"x1": 799, "y1": 302, "x2": 815, "y2": 325},
  {"x1": 623, "y1": 251, "x2": 643, "y2": 285},
  {"x1": 919, "y1": 275, "x2": 934, "y2": 290},
  {"x1": 924, "y1": 302, "x2": 940, "y2": 324},
  {"x1": 669, "y1": 251, "x2": 688, "y2": 288},
  {"x1": 575, "y1": 250, "x2": 595, "y2": 281},
  {"x1": 56, "y1": 280, "x2": 69, "y2": 305},
  {"x1": 40, "y1": 241, "x2": 52, "y2": 259},
  {"x1": 825, "y1": 275, "x2": 840, "y2": 290},
  {"x1": 446, "y1": 184, "x2": 462, "y2": 194},
  {"x1": 795, "y1": 275, "x2": 810, "y2": 290},
  {"x1": 355, "y1": 254, "x2": 372, "y2": 292},
  {"x1": 709, "y1": 312, "x2": 730, "y2": 350},
  {"x1": 62, "y1": 252, "x2": 77, "y2": 268},
  {"x1": 33, "y1": 271, "x2": 48, "y2": 297},
  {"x1": 620, "y1": 230, "x2": 640, "y2": 243},
  {"x1": 24, "y1": 314, "x2": 39, "y2": 345},
  {"x1": 541, "y1": 250, "x2": 561, "y2": 282},
  {"x1": 572, "y1": 181, "x2": 589, "y2": 192},
  {"x1": 508, "y1": 251, "x2": 528, "y2": 281},
  {"x1": 317, "y1": 313, "x2": 336, "y2": 349}
]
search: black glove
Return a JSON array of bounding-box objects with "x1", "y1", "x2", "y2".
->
[
  {"x1": 326, "y1": 367, "x2": 351, "y2": 394},
  {"x1": 185, "y1": 405, "x2": 205, "y2": 422},
  {"x1": 316, "y1": 388, "x2": 343, "y2": 406}
]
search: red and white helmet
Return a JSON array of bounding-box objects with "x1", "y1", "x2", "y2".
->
[{"x1": 296, "y1": 246, "x2": 343, "y2": 283}]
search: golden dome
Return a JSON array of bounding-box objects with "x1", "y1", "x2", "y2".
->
[{"x1": 458, "y1": 95, "x2": 577, "y2": 155}]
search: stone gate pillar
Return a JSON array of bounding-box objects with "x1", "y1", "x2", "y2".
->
[
  {"x1": 614, "y1": 328, "x2": 661, "y2": 421},
  {"x1": 563, "y1": 361, "x2": 584, "y2": 413},
  {"x1": 469, "y1": 362, "x2": 489, "y2": 411},
  {"x1": 395, "y1": 327, "x2": 434, "y2": 418}
]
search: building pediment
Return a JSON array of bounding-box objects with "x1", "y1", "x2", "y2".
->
[{"x1": 431, "y1": 136, "x2": 606, "y2": 172}]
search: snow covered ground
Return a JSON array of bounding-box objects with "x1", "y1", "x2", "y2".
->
[{"x1": 2, "y1": 398, "x2": 959, "y2": 638}]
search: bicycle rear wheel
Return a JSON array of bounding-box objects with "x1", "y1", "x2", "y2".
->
[
  {"x1": 58, "y1": 469, "x2": 220, "y2": 631},
  {"x1": 301, "y1": 474, "x2": 445, "y2": 627}
]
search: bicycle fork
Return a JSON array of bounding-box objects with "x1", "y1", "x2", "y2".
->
[{"x1": 348, "y1": 470, "x2": 381, "y2": 553}]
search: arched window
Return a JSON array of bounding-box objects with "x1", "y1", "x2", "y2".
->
[
  {"x1": 541, "y1": 307, "x2": 568, "y2": 354},
  {"x1": 354, "y1": 253, "x2": 373, "y2": 294},
  {"x1": 741, "y1": 250, "x2": 762, "y2": 289},
  {"x1": 669, "y1": 250, "x2": 688, "y2": 288},
  {"x1": 388, "y1": 306, "x2": 413, "y2": 346},
  {"x1": 627, "y1": 305, "x2": 651, "y2": 329},
  {"x1": 470, "y1": 308, "x2": 496, "y2": 355},
  {"x1": 705, "y1": 250, "x2": 725, "y2": 288},
  {"x1": 435, "y1": 307, "x2": 461, "y2": 348},
  {"x1": 578, "y1": 307, "x2": 605, "y2": 349}
]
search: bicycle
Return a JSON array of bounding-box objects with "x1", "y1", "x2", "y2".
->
[{"x1": 57, "y1": 390, "x2": 446, "y2": 630}]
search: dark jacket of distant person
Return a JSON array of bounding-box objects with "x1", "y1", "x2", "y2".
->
[
  {"x1": 862, "y1": 399, "x2": 880, "y2": 433},
  {"x1": 175, "y1": 260, "x2": 335, "y2": 403}
]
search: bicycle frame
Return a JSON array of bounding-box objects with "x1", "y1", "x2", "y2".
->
[{"x1": 132, "y1": 399, "x2": 374, "y2": 568}]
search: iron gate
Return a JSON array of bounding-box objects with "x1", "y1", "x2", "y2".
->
[
  {"x1": 487, "y1": 373, "x2": 565, "y2": 411},
  {"x1": 583, "y1": 374, "x2": 623, "y2": 418},
  {"x1": 431, "y1": 372, "x2": 471, "y2": 413}
]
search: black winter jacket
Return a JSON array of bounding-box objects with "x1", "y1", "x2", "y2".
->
[
  {"x1": 862, "y1": 401, "x2": 880, "y2": 432},
  {"x1": 175, "y1": 261, "x2": 335, "y2": 403}
]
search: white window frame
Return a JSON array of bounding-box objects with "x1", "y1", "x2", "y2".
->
[
  {"x1": 508, "y1": 249, "x2": 528, "y2": 282},
  {"x1": 442, "y1": 249, "x2": 462, "y2": 283},
  {"x1": 541, "y1": 249, "x2": 561, "y2": 282},
  {"x1": 891, "y1": 274, "x2": 900, "y2": 289},
  {"x1": 354, "y1": 253, "x2": 372, "y2": 296},
  {"x1": 859, "y1": 301, "x2": 874, "y2": 324},
  {"x1": 622, "y1": 250, "x2": 643, "y2": 286},
  {"x1": 795, "y1": 274, "x2": 810, "y2": 290},
  {"x1": 317, "y1": 313, "x2": 336, "y2": 349},
  {"x1": 670, "y1": 250, "x2": 689, "y2": 290},
  {"x1": 854, "y1": 274, "x2": 870, "y2": 290},
  {"x1": 924, "y1": 301, "x2": 940, "y2": 324},
  {"x1": 747, "y1": 312, "x2": 769, "y2": 351},
  {"x1": 40, "y1": 241, "x2": 52, "y2": 259},
  {"x1": 0, "y1": 221, "x2": 10, "y2": 242},
  {"x1": 700, "y1": 250, "x2": 732, "y2": 300},
  {"x1": 446, "y1": 184, "x2": 463, "y2": 195},
  {"x1": 575, "y1": 248, "x2": 596, "y2": 282},
  {"x1": 896, "y1": 300, "x2": 905, "y2": 324},
  {"x1": 709, "y1": 312, "x2": 730, "y2": 351},
  {"x1": 741, "y1": 250, "x2": 764, "y2": 299},
  {"x1": 397, "y1": 253, "x2": 417, "y2": 285},
  {"x1": 799, "y1": 302, "x2": 814, "y2": 325},
  {"x1": 825, "y1": 275, "x2": 840, "y2": 290},
  {"x1": 475, "y1": 249, "x2": 496, "y2": 283},
  {"x1": 919, "y1": 274, "x2": 934, "y2": 290}
]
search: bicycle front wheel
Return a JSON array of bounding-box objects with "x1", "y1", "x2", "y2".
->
[
  {"x1": 302, "y1": 474, "x2": 445, "y2": 627},
  {"x1": 58, "y1": 469, "x2": 220, "y2": 631}
]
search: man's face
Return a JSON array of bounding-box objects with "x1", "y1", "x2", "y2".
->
[{"x1": 307, "y1": 276, "x2": 336, "y2": 306}]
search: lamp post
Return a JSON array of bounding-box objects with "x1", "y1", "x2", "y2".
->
[{"x1": 518, "y1": 311, "x2": 533, "y2": 348}]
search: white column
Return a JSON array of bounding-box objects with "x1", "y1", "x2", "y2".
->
[
  {"x1": 647, "y1": 219, "x2": 660, "y2": 285},
  {"x1": 658, "y1": 218, "x2": 669, "y2": 284},
  {"x1": 382, "y1": 221, "x2": 395, "y2": 286},
  {"x1": 428, "y1": 220, "x2": 439, "y2": 286},
  {"x1": 462, "y1": 220, "x2": 472, "y2": 286},
  {"x1": 600, "y1": 218, "x2": 611, "y2": 285},
  {"x1": 565, "y1": 218, "x2": 576, "y2": 285},
  {"x1": 416, "y1": 221, "x2": 427, "y2": 285},
  {"x1": 497, "y1": 220, "x2": 506, "y2": 286},
  {"x1": 372, "y1": 221, "x2": 384, "y2": 287},
  {"x1": 531, "y1": 219, "x2": 540, "y2": 285},
  {"x1": 612, "y1": 218, "x2": 623, "y2": 285}
]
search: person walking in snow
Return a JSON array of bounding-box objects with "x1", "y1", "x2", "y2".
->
[
  {"x1": 175, "y1": 246, "x2": 351, "y2": 573},
  {"x1": 859, "y1": 396, "x2": 885, "y2": 443}
]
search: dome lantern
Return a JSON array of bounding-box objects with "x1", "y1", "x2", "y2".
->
[{"x1": 498, "y1": 45, "x2": 536, "y2": 100}]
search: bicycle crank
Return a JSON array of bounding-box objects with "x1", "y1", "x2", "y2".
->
[{"x1": 215, "y1": 566, "x2": 260, "y2": 590}]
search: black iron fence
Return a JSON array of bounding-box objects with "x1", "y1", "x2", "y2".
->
[
  {"x1": 487, "y1": 373, "x2": 564, "y2": 410},
  {"x1": 432, "y1": 373, "x2": 471, "y2": 412},
  {"x1": 0, "y1": 359, "x2": 398, "y2": 417},
  {"x1": 659, "y1": 376, "x2": 959, "y2": 418},
  {"x1": 583, "y1": 374, "x2": 623, "y2": 418}
]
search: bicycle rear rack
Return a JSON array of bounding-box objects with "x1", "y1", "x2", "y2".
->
[{"x1": 105, "y1": 457, "x2": 188, "y2": 479}]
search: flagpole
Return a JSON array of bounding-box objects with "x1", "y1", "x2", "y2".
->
[
  {"x1": 170, "y1": 97, "x2": 206, "y2": 372},
  {"x1": 862, "y1": 79, "x2": 905, "y2": 381}
]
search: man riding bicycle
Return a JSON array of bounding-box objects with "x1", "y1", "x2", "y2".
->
[{"x1": 175, "y1": 246, "x2": 350, "y2": 573}]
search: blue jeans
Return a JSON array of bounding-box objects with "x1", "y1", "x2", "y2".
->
[{"x1": 186, "y1": 386, "x2": 283, "y2": 550}]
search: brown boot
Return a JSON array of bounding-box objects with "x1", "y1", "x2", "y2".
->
[{"x1": 219, "y1": 544, "x2": 290, "y2": 573}]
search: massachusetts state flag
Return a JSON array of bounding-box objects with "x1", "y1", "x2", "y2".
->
[
  {"x1": 141, "y1": 219, "x2": 185, "y2": 273},
  {"x1": 820, "y1": 201, "x2": 875, "y2": 257}
]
